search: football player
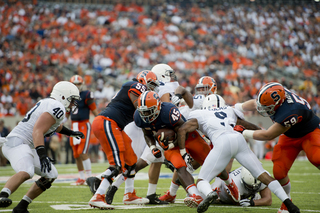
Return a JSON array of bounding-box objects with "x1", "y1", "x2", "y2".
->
[
  {"x1": 134, "y1": 91, "x2": 239, "y2": 208},
  {"x1": 211, "y1": 166, "x2": 272, "y2": 207},
  {"x1": 0, "y1": 81, "x2": 84, "y2": 213},
  {"x1": 68, "y1": 75, "x2": 99, "y2": 186},
  {"x1": 234, "y1": 82, "x2": 319, "y2": 213},
  {"x1": 87, "y1": 74, "x2": 151, "y2": 209},
  {"x1": 176, "y1": 94, "x2": 300, "y2": 213}
]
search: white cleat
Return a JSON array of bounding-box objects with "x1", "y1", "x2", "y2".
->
[{"x1": 89, "y1": 194, "x2": 114, "y2": 210}]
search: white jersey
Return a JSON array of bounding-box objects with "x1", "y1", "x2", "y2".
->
[
  {"x1": 188, "y1": 106, "x2": 244, "y2": 144},
  {"x1": 7, "y1": 98, "x2": 66, "y2": 148},
  {"x1": 212, "y1": 167, "x2": 267, "y2": 204}
]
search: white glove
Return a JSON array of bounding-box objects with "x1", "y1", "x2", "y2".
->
[
  {"x1": 239, "y1": 198, "x2": 254, "y2": 207},
  {"x1": 182, "y1": 153, "x2": 195, "y2": 174},
  {"x1": 171, "y1": 94, "x2": 182, "y2": 106}
]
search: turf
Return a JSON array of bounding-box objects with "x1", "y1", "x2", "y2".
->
[{"x1": 0, "y1": 159, "x2": 319, "y2": 213}]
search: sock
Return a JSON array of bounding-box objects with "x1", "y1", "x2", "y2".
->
[
  {"x1": 282, "y1": 179, "x2": 291, "y2": 198},
  {"x1": 83, "y1": 158, "x2": 92, "y2": 178},
  {"x1": 268, "y1": 180, "x2": 289, "y2": 202},
  {"x1": 220, "y1": 173, "x2": 232, "y2": 185},
  {"x1": 169, "y1": 181, "x2": 180, "y2": 196},
  {"x1": 197, "y1": 180, "x2": 213, "y2": 196},
  {"x1": 113, "y1": 174, "x2": 125, "y2": 188},
  {"x1": 124, "y1": 178, "x2": 134, "y2": 194},
  {"x1": 186, "y1": 183, "x2": 199, "y2": 196},
  {"x1": 147, "y1": 183, "x2": 157, "y2": 196},
  {"x1": 16, "y1": 197, "x2": 31, "y2": 209},
  {"x1": 95, "y1": 169, "x2": 112, "y2": 195},
  {"x1": 0, "y1": 188, "x2": 11, "y2": 197},
  {"x1": 22, "y1": 195, "x2": 32, "y2": 204},
  {"x1": 79, "y1": 170, "x2": 85, "y2": 180}
]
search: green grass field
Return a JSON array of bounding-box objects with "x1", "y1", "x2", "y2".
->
[{"x1": 0, "y1": 159, "x2": 319, "y2": 213}]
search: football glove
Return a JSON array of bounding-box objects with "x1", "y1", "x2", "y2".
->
[
  {"x1": 36, "y1": 145, "x2": 55, "y2": 173},
  {"x1": 150, "y1": 146, "x2": 162, "y2": 158},
  {"x1": 70, "y1": 131, "x2": 85, "y2": 140},
  {"x1": 171, "y1": 94, "x2": 182, "y2": 106},
  {"x1": 239, "y1": 198, "x2": 255, "y2": 207},
  {"x1": 234, "y1": 125, "x2": 246, "y2": 134},
  {"x1": 182, "y1": 153, "x2": 195, "y2": 174}
]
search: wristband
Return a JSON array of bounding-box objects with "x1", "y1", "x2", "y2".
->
[
  {"x1": 36, "y1": 145, "x2": 46, "y2": 158},
  {"x1": 234, "y1": 103, "x2": 245, "y2": 113},
  {"x1": 243, "y1": 130, "x2": 255, "y2": 139},
  {"x1": 59, "y1": 126, "x2": 74, "y2": 136},
  {"x1": 168, "y1": 143, "x2": 175, "y2": 150},
  {"x1": 180, "y1": 148, "x2": 186, "y2": 156},
  {"x1": 150, "y1": 145, "x2": 156, "y2": 150}
]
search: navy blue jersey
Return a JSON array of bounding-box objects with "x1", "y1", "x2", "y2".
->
[
  {"x1": 99, "y1": 81, "x2": 147, "y2": 130},
  {"x1": 271, "y1": 89, "x2": 320, "y2": 138},
  {"x1": 134, "y1": 102, "x2": 185, "y2": 132},
  {"x1": 71, "y1": 90, "x2": 92, "y2": 121}
]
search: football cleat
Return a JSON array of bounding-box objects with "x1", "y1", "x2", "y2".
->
[
  {"x1": 123, "y1": 190, "x2": 149, "y2": 205},
  {"x1": 12, "y1": 206, "x2": 29, "y2": 213},
  {"x1": 279, "y1": 199, "x2": 300, "y2": 213},
  {"x1": 0, "y1": 197, "x2": 12, "y2": 207},
  {"x1": 197, "y1": 191, "x2": 218, "y2": 213},
  {"x1": 89, "y1": 194, "x2": 114, "y2": 210},
  {"x1": 159, "y1": 190, "x2": 176, "y2": 203},
  {"x1": 106, "y1": 185, "x2": 118, "y2": 204},
  {"x1": 70, "y1": 178, "x2": 86, "y2": 186},
  {"x1": 86, "y1": 177, "x2": 101, "y2": 195},
  {"x1": 183, "y1": 194, "x2": 203, "y2": 208},
  {"x1": 146, "y1": 193, "x2": 169, "y2": 204},
  {"x1": 225, "y1": 179, "x2": 240, "y2": 202}
]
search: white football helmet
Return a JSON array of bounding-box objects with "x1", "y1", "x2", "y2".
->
[
  {"x1": 202, "y1": 94, "x2": 226, "y2": 110},
  {"x1": 50, "y1": 81, "x2": 80, "y2": 112},
  {"x1": 151, "y1": 63, "x2": 176, "y2": 83},
  {"x1": 241, "y1": 167, "x2": 261, "y2": 192}
]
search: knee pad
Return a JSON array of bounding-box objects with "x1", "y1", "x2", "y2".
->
[
  {"x1": 123, "y1": 163, "x2": 136, "y2": 178},
  {"x1": 102, "y1": 166, "x2": 121, "y2": 184},
  {"x1": 35, "y1": 177, "x2": 55, "y2": 191}
]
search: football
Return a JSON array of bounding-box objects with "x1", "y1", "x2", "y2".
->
[{"x1": 155, "y1": 128, "x2": 177, "y2": 150}]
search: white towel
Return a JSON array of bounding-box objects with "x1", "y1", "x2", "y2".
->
[{"x1": 72, "y1": 123, "x2": 81, "y2": 145}]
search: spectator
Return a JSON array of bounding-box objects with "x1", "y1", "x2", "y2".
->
[{"x1": 0, "y1": 120, "x2": 9, "y2": 166}]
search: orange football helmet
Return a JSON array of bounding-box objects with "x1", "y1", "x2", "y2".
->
[
  {"x1": 137, "y1": 91, "x2": 161, "y2": 123},
  {"x1": 70, "y1": 75, "x2": 84, "y2": 90},
  {"x1": 195, "y1": 76, "x2": 217, "y2": 96},
  {"x1": 256, "y1": 82, "x2": 286, "y2": 116},
  {"x1": 137, "y1": 70, "x2": 159, "y2": 92}
]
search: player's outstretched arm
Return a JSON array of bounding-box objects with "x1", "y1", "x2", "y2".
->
[
  {"x1": 242, "y1": 122, "x2": 290, "y2": 141},
  {"x1": 235, "y1": 99, "x2": 257, "y2": 112},
  {"x1": 174, "y1": 86, "x2": 194, "y2": 108},
  {"x1": 176, "y1": 118, "x2": 199, "y2": 150},
  {"x1": 254, "y1": 187, "x2": 272, "y2": 206}
]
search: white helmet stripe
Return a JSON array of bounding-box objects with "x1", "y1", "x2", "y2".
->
[{"x1": 140, "y1": 92, "x2": 148, "y2": 107}]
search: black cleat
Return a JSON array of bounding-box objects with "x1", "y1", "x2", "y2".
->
[
  {"x1": 197, "y1": 191, "x2": 218, "y2": 213},
  {"x1": 12, "y1": 206, "x2": 29, "y2": 213},
  {"x1": 146, "y1": 193, "x2": 169, "y2": 205},
  {"x1": 105, "y1": 185, "x2": 118, "y2": 204},
  {"x1": 284, "y1": 198, "x2": 300, "y2": 213},
  {"x1": 0, "y1": 197, "x2": 12, "y2": 207},
  {"x1": 86, "y1": 177, "x2": 101, "y2": 195}
]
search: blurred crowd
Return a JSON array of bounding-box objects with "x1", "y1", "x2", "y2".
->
[{"x1": 0, "y1": 0, "x2": 320, "y2": 117}]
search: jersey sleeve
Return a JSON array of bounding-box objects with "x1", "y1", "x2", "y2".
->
[
  {"x1": 133, "y1": 110, "x2": 143, "y2": 128},
  {"x1": 129, "y1": 82, "x2": 147, "y2": 97}
]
